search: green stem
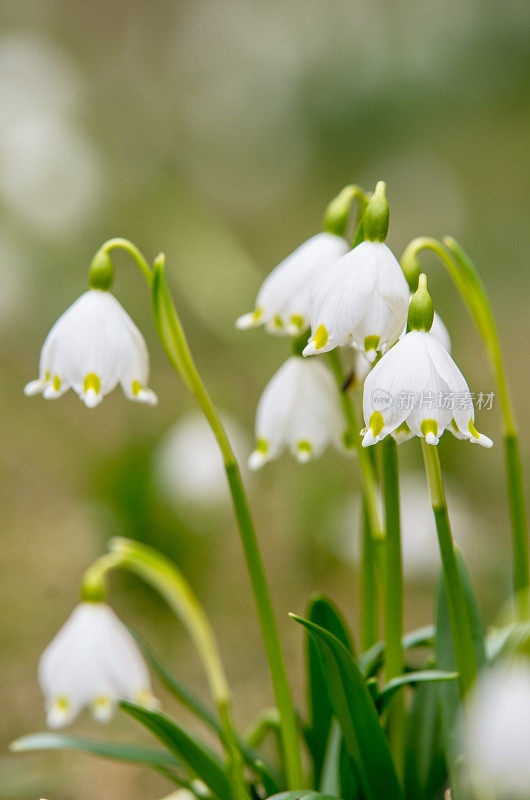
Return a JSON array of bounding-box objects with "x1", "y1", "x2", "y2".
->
[
  {"x1": 421, "y1": 442, "x2": 478, "y2": 695},
  {"x1": 151, "y1": 258, "x2": 304, "y2": 789},
  {"x1": 360, "y1": 499, "x2": 378, "y2": 650},
  {"x1": 327, "y1": 349, "x2": 384, "y2": 541},
  {"x1": 94, "y1": 237, "x2": 154, "y2": 286},
  {"x1": 323, "y1": 184, "x2": 370, "y2": 238},
  {"x1": 381, "y1": 437, "x2": 405, "y2": 771},
  {"x1": 402, "y1": 236, "x2": 529, "y2": 618},
  {"x1": 83, "y1": 539, "x2": 248, "y2": 800}
]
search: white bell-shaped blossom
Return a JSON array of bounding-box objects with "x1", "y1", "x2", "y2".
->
[
  {"x1": 236, "y1": 232, "x2": 348, "y2": 336},
  {"x1": 303, "y1": 240, "x2": 409, "y2": 361},
  {"x1": 248, "y1": 356, "x2": 348, "y2": 468},
  {"x1": 463, "y1": 659, "x2": 530, "y2": 798},
  {"x1": 39, "y1": 602, "x2": 156, "y2": 728},
  {"x1": 362, "y1": 329, "x2": 492, "y2": 448},
  {"x1": 24, "y1": 289, "x2": 157, "y2": 408}
]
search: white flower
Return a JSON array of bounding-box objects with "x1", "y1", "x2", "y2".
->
[
  {"x1": 153, "y1": 410, "x2": 250, "y2": 509},
  {"x1": 248, "y1": 356, "x2": 348, "y2": 468},
  {"x1": 236, "y1": 232, "x2": 348, "y2": 335},
  {"x1": 362, "y1": 329, "x2": 492, "y2": 448},
  {"x1": 24, "y1": 289, "x2": 157, "y2": 408},
  {"x1": 303, "y1": 241, "x2": 409, "y2": 361},
  {"x1": 463, "y1": 659, "x2": 530, "y2": 798},
  {"x1": 39, "y1": 602, "x2": 156, "y2": 727}
]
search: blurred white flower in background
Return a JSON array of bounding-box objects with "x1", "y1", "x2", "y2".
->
[
  {"x1": 153, "y1": 411, "x2": 251, "y2": 509},
  {"x1": 324, "y1": 473, "x2": 480, "y2": 580},
  {"x1": 463, "y1": 659, "x2": 530, "y2": 798},
  {"x1": 39, "y1": 602, "x2": 156, "y2": 727},
  {"x1": 0, "y1": 34, "x2": 105, "y2": 237}
]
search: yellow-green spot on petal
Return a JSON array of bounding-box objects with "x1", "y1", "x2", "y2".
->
[
  {"x1": 132, "y1": 379, "x2": 142, "y2": 396},
  {"x1": 394, "y1": 421, "x2": 411, "y2": 436},
  {"x1": 93, "y1": 695, "x2": 110, "y2": 710},
  {"x1": 252, "y1": 307, "x2": 264, "y2": 321},
  {"x1": 273, "y1": 315, "x2": 284, "y2": 329},
  {"x1": 52, "y1": 375, "x2": 61, "y2": 391},
  {"x1": 369, "y1": 410, "x2": 384, "y2": 437},
  {"x1": 290, "y1": 314, "x2": 304, "y2": 329},
  {"x1": 84, "y1": 373, "x2": 101, "y2": 395},
  {"x1": 314, "y1": 323, "x2": 328, "y2": 350},
  {"x1": 468, "y1": 419, "x2": 480, "y2": 439},
  {"x1": 45, "y1": 370, "x2": 50, "y2": 381},
  {"x1": 256, "y1": 438, "x2": 268, "y2": 454},
  {"x1": 55, "y1": 696, "x2": 70, "y2": 712},
  {"x1": 421, "y1": 418, "x2": 438, "y2": 438},
  {"x1": 364, "y1": 335, "x2": 380, "y2": 353},
  {"x1": 451, "y1": 418, "x2": 460, "y2": 432},
  {"x1": 298, "y1": 440, "x2": 312, "y2": 453}
]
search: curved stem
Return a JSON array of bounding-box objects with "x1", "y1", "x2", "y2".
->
[
  {"x1": 422, "y1": 442, "x2": 477, "y2": 695},
  {"x1": 83, "y1": 539, "x2": 248, "y2": 800},
  {"x1": 94, "y1": 238, "x2": 154, "y2": 287},
  {"x1": 323, "y1": 185, "x2": 370, "y2": 239},
  {"x1": 151, "y1": 259, "x2": 304, "y2": 789},
  {"x1": 402, "y1": 236, "x2": 528, "y2": 618}
]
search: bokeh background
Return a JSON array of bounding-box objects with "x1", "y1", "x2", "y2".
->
[{"x1": 1, "y1": 1, "x2": 529, "y2": 798}]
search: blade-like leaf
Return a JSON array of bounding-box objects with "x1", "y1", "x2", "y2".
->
[
  {"x1": 121, "y1": 701, "x2": 235, "y2": 800},
  {"x1": 11, "y1": 732, "x2": 181, "y2": 772},
  {"x1": 359, "y1": 625, "x2": 435, "y2": 678},
  {"x1": 404, "y1": 682, "x2": 447, "y2": 800},
  {"x1": 132, "y1": 630, "x2": 280, "y2": 787},
  {"x1": 292, "y1": 614, "x2": 404, "y2": 800},
  {"x1": 319, "y1": 719, "x2": 342, "y2": 796},
  {"x1": 379, "y1": 671, "x2": 458, "y2": 711},
  {"x1": 269, "y1": 793, "x2": 341, "y2": 800},
  {"x1": 436, "y1": 549, "x2": 486, "y2": 799},
  {"x1": 305, "y1": 594, "x2": 355, "y2": 786}
]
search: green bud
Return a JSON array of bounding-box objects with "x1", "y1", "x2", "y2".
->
[
  {"x1": 363, "y1": 181, "x2": 389, "y2": 242},
  {"x1": 89, "y1": 249, "x2": 114, "y2": 291},
  {"x1": 400, "y1": 242, "x2": 422, "y2": 291},
  {"x1": 407, "y1": 273, "x2": 434, "y2": 332}
]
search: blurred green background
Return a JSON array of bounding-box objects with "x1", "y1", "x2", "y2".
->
[{"x1": 1, "y1": 1, "x2": 529, "y2": 798}]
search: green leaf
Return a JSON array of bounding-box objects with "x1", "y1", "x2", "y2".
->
[
  {"x1": 403, "y1": 682, "x2": 447, "y2": 800},
  {"x1": 292, "y1": 614, "x2": 404, "y2": 800},
  {"x1": 269, "y1": 793, "x2": 341, "y2": 800},
  {"x1": 131, "y1": 631, "x2": 280, "y2": 788},
  {"x1": 305, "y1": 595, "x2": 355, "y2": 786},
  {"x1": 319, "y1": 719, "x2": 342, "y2": 796},
  {"x1": 11, "y1": 731, "x2": 180, "y2": 773},
  {"x1": 121, "y1": 701, "x2": 235, "y2": 800},
  {"x1": 359, "y1": 625, "x2": 435, "y2": 678},
  {"x1": 436, "y1": 549, "x2": 486, "y2": 798},
  {"x1": 379, "y1": 671, "x2": 458, "y2": 711}
]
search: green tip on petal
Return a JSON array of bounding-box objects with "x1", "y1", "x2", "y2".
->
[
  {"x1": 369, "y1": 410, "x2": 384, "y2": 437},
  {"x1": 408, "y1": 273, "x2": 434, "y2": 332},
  {"x1": 313, "y1": 323, "x2": 328, "y2": 350},
  {"x1": 421, "y1": 418, "x2": 439, "y2": 445}
]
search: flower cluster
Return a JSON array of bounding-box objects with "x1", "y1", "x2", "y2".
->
[{"x1": 237, "y1": 180, "x2": 491, "y2": 458}]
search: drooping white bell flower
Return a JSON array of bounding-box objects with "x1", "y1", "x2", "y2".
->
[
  {"x1": 463, "y1": 659, "x2": 530, "y2": 798},
  {"x1": 248, "y1": 356, "x2": 348, "y2": 469},
  {"x1": 303, "y1": 183, "x2": 409, "y2": 361},
  {"x1": 236, "y1": 232, "x2": 349, "y2": 336},
  {"x1": 24, "y1": 289, "x2": 157, "y2": 408},
  {"x1": 39, "y1": 602, "x2": 156, "y2": 728},
  {"x1": 362, "y1": 275, "x2": 492, "y2": 448}
]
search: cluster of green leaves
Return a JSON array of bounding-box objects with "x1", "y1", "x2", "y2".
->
[{"x1": 12, "y1": 550, "x2": 529, "y2": 800}]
